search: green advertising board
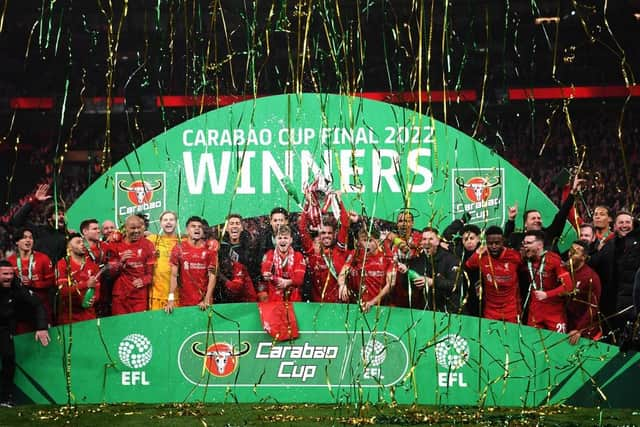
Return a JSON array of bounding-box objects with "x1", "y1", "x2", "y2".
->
[
  {"x1": 14, "y1": 303, "x2": 640, "y2": 407},
  {"x1": 66, "y1": 93, "x2": 576, "y2": 247}
]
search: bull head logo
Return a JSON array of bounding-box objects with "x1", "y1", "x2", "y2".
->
[
  {"x1": 191, "y1": 341, "x2": 251, "y2": 377},
  {"x1": 456, "y1": 176, "x2": 501, "y2": 203},
  {"x1": 118, "y1": 179, "x2": 163, "y2": 206}
]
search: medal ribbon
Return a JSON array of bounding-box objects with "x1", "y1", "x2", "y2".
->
[
  {"x1": 17, "y1": 253, "x2": 35, "y2": 283},
  {"x1": 84, "y1": 238, "x2": 103, "y2": 265},
  {"x1": 526, "y1": 251, "x2": 547, "y2": 291},
  {"x1": 321, "y1": 248, "x2": 339, "y2": 281}
]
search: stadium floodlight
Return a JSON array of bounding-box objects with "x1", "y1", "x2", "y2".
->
[{"x1": 534, "y1": 16, "x2": 560, "y2": 24}]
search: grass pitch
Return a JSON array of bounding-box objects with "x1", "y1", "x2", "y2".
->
[{"x1": 1, "y1": 403, "x2": 639, "y2": 426}]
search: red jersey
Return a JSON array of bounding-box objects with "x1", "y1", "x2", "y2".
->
[
  {"x1": 383, "y1": 231, "x2": 423, "y2": 261},
  {"x1": 466, "y1": 248, "x2": 522, "y2": 322},
  {"x1": 566, "y1": 264, "x2": 602, "y2": 340},
  {"x1": 308, "y1": 247, "x2": 352, "y2": 303},
  {"x1": 8, "y1": 251, "x2": 55, "y2": 327},
  {"x1": 347, "y1": 248, "x2": 394, "y2": 304},
  {"x1": 384, "y1": 230, "x2": 422, "y2": 307},
  {"x1": 85, "y1": 239, "x2": 116, "y2": 267},
  {"x1": 206, "y1": 239, "x2": 220, "y2": 252},
  {"x1": 56, "y1": 257, "x2": 101, "y2": 324},
  {"x1": 524, "y1": 251, "x2": 573, "y2": 331},
  {"x1": 223, "y1": 262, "x2": 257, "y2": 302},
  {"x1": 299, "y1": 207, "x2": 351, "y2": 303},
  {"x1": 170, "y1": 241, "x2": 217, "y2": 306},
  {"x1": 7, "y1": 251, "x2": 55, "y2": 289},
  {"x1": 261, "y1": 248, "x2": 306, "y2": 302},
  {"x1": 112, "y1": 237, "x2": 157, "y2": 300}
]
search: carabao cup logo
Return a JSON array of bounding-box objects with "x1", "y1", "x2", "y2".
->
[
  {"x1": 118, "y1": 179, "x2": 162, "y2": 206},
  {"x1": 114, "y1": 172, "x2": 166, "y2": 219},
  {"x1": 191, "y1": 341, "x2": 251, "y2": 377},
  {"x1": 435, "y1": 334, "x2": 469, "y2": 370},
  {"x1": 118, "y1": 334, "x2": 153, "y2": 369},
  {"x1": 456, "y1": 176, "x2": 501, "y2": 203}
]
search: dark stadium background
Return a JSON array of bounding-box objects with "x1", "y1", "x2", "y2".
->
[{"x1": 1, "y1": 0, "x2": 639, "y2": 214}]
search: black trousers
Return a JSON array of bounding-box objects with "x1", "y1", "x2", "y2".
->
[{"x1": 0, "y1": 326, "x2": 16, "y2": 399}]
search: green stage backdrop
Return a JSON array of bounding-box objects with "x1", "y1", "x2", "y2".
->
[
  {"x1": 33, "y1": 94, "x2": 615, "y2": 408},
  {"x1": 66, "y1": 93, "x2": 576, "y2": 248},
  {"x1": 14, "y1": 304, "x2": 640, "y2": 407}
]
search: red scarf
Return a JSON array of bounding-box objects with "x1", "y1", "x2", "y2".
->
[{"x1": 272, "y1": 247, "x2": 294, "y2": 279}]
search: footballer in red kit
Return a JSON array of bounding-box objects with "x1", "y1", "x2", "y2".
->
[
  {"x1": 384, "y1": 210, "x2": 423, "y2": 307},
  {"x1": 522, "y1": 230, "x2": 574, "y2": 333},
  {"x1": 299, "y1": 194, "x2": 351, "y2": 303},
  {"x1": 80, "y1": 219, "x2": 116, "y2": 267},
  {"x1": 465, "y1": 226, "x2": 522, "y2": 323},
  {"x1": 56, "y1": 234, "x2": 101, "y2": 324},
  {"x1": 166, "y1": 216, "x2": 217, "y2": 310},
  {"x1": 7, "y1": 228, "x2": 55, "y2": 329},
  {"x1": 111, "y1": 215, "x2": 157, "y2": 315},
  {"x1": 339, "y1": 227, "x2": 395, "y2": 312},
  {"x1": 218, "y1": 259, "x2": 257, "y2": 302},
  {"x1": 261, "y1": 225, "x2": 306, "y2": 302},
  {"x1": 565, "y1": 241, "x2": 602, "y2": 343},
  {"x1": 80, "y1": 218, "x2": 117, "y2": 316}
]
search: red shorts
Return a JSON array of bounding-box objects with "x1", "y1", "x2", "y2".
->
[
  {"x1": 112, "y1": 295, "x2": 147, "y2": 315},
  {"x1": 57, "y1": 309, "x2": 96, "y2": 325},
  {"x1": 527, "y1": 306, "x2": 566, "y2": 333},
  {"x1": 484, "y1": 309, "x2": 519, "y2": 323},
  {"x1": 391, "y1": 282, "x2": 410, "y2": 308}
]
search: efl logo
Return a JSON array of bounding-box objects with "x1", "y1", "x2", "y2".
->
[
  {"x1": 191, "y1": 341, "x2": 251, "y2": 377},
  {"x1": 362, "y1": 338, "x2": 387, "y2": 380},
  {"x1": 435, "y1": 334, "x2": 469, "y2": 388},
  {"x1": 118, "y1": 333, "x2": 153, "y2": 386},
  {"x1": 115, "y1": 172, "x2": 166, "y2": 217}
]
